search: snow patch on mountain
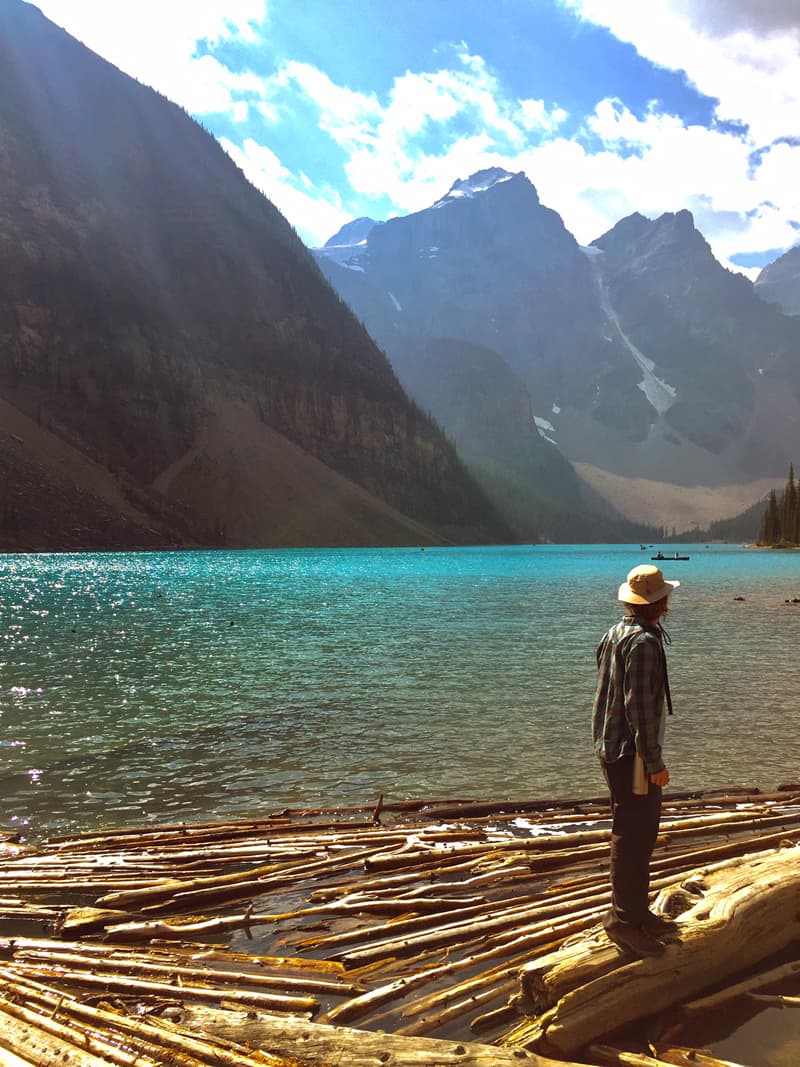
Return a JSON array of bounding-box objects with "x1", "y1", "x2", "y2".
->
[
  {"x1": 534, "y1": 415, "x2": 557, "y2": 444},
  {"x1": 589, "y1": 259, "x2": 678, "y2": 415},
  {"x1": 552, "y1": 403, "x2": 561, "y2": 414},
  {"x1": 434, "y1": 167, "x2": 516, "y2": 208},
  {"x1": 388, "y1": 291, "x2": 402, "y2": 311}
]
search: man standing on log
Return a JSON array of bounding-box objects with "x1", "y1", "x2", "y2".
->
[{"x1": 592, "y1": 564, "x2": 679, "y2": 957}]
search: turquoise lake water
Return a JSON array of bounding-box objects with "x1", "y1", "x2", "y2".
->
[{"x1": 1, "y1": 544, "x2": 799, "y2": 839}]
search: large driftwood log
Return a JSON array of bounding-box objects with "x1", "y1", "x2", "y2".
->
[
  {"x1": 506, "y1": 844, "x2": 800, "y2": 1056},
  {"x1": 163, "y1": 1005, "x2": 593, "y2": 1067}
]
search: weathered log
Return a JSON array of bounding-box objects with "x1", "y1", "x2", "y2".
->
[
  {"x1": 299, "y1": 894, "x2": 518, "y2": 953},
  {"x1": 6, "y1": 961, "x2": 319, "y2": 1014},
  {"x1": 331, "y1": 881, "x2": 613, "y2": 967},
  {"x1": 3, "y1": 792, "x2": 800, "y2": 1064},
  {"x1": 750, "y1": 992, "x2": 800, "y2": 1006},
  {"x1": 0, "y1": 1046, "x2": 35, "y2": 1067},
  {"x1": 97, "y1": 841, "x2": 399, "y2": 911},
  {"x1": 681, "y1": 957, "x2": 800, "y2": 1014},
  {"x1": 320, "y1": 923, "x2": 574, "y2": 1027},
  {"x1": 0, "y1": 999, "x2": 144, "y2": 1067},
  {"x1": 588, "y1": 1044, "x2": 748, "y2": 1067},
  {"x1": 395, "y1": 974, "x2": 520, "y2": 1036},
  {"x1": 58, "y1": 906, "x2": 138, "y2": 935},
  {"x1": 10, "y1": 945, "x2": 363, "y2": 997},
  {"x1": 507, "y1": 845, "x2": 800, "y2": 1055},
  {"x1": 588, "y1": 1045, "x2": 676, "y2": 1066},
  {"x1": 0, "y1": 971, "x2": 290, "y2": 1066},
  {"x1": 148, "y1": 1004, "x2": 592, "y2": 1067},
  {"x1": 650, "y1": 1047, "x2": 751, "y2": 1067}
]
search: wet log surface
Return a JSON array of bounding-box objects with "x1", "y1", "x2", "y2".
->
[
  {"x1": 508, "y1": 845, "x2": 800, "y2": 1054},
  {"x1": 0, "y1": 788, "x2": 798, "y2": 1065}
]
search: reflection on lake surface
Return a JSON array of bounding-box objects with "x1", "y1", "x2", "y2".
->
[{"x1": 0, "y1": 544, "x2": 799, "y2": 838}]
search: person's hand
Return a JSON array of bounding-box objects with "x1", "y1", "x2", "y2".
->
[{"x1": 650, "y1": 768, "x2": 670, "y2": 788}]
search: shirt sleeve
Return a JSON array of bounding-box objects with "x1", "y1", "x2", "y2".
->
[{"x1": 623, "y1": 636, "x2": 666, "y2": 774}]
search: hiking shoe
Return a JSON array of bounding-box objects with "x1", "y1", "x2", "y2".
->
[
  {"x1": 604, "y1": 921, "x2": 665, "y2": 957},
  {"x1": 641, "y1": 911, "x2": 678, "y2": 936}
]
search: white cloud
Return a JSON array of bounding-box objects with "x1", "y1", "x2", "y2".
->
[
  {"x1": 513, "y1": 98, "x2": 800, "y2": 272},
  {"x1": 261, "y1": 50, "x2": 568, "y2": 215},
  {"x1": 220, "y1": 137, "x2": 351, "y2": 246},
  {"x1": 561, "y1": 0, "x2": 800, "y2": 145},
  {"x1": 28, "y1": 0, "x2": 800, "y2": 270},
  {"x1": 547, "y1": 1, "x2": 800, "y2": 266},
  {"x1": 30, "y1": 0, "x2": 267, "y2": 118},
  {"x1": 271, "y1": 61, "x2": 383, "y2": 146},
  {"x1": 681, "y1": 0, "x2": 800, "y2": 37},
  {"x1": 518, "y1": 98, "x2": 569, "y2": 133},
  {"x1": 263, "y1": 46, "x2": 799, "y2": 271}
]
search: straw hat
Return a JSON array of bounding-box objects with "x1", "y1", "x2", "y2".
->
[{"x1": 618, "y1": 564, "x2": 679, "y2": 605}]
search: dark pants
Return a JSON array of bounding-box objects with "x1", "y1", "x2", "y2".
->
[{"x1": 601, "y1": 753, "x2": 662, "y2": 926}]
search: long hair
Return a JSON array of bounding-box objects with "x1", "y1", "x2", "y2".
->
[{"x1": 624, "y1": 596, "x2": 669, "y2": 622}]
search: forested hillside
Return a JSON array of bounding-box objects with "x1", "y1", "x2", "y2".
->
[{"x1": 0, "y1": 0, "x2": 506, "y2": 549}]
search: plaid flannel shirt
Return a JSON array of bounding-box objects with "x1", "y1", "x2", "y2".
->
[{"x1": 592, "y1": 616, "x2": 667, "y2": 775}]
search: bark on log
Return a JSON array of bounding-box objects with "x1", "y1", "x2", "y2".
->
[
  {"x1": 0, "y1": 971, "x2": 290, "y2": 1066},
  {"x1": 157, "y1": 1005, "x2": 594, "y2": 1067},
  {"x1": 0, "y1": 1001, "x2": 139, "y2": 1067},
  {"x1": 507, "y1": 845, "x2": 800, "y2": 1056}
]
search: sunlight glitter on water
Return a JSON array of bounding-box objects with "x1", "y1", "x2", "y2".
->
[{"x1": 0, "y1": 544, "x2": 799, "y2": 838}]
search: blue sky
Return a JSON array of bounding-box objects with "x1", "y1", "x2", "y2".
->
[{"x1": 31, "y1": 0, "x2": 800, "y2": 276}]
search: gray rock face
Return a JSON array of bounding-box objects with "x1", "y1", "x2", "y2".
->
[
  {"x1": 317, "y1": 175, "x2": 800, "y2": 530},
  {"x1": 324, "y1": 217, "x2": 378, "y2": 248},
  {"x1": 592, "y1": 211, "x2": 800, "y2": 477},
  {"x1": 755, "y1": 245, "x2": 800, "y2": 317},
  {"x1": 315, "y1": 171, "x2": 650, "y2": 538}
]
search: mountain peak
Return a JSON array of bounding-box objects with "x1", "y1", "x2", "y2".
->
[
  {"x1": 434, "y1": 167, "x2": 525, "y2": 207},
  {"x1": 656, "y1": 208, "x2": 696, "y2": 239},
  {"x1": 323, "y1": 217, "x2": 378, "y2": 249},
  {"x1": 593, "y1": 208, "x2": 704, "y2": 257}
]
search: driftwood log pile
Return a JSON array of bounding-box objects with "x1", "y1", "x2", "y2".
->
[{"x1": 0, "y1": 786, "x2": 798, "y2": 1066}]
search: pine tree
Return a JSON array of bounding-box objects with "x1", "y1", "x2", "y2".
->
[
  {"x1": 760, "y1": 489, "x2": 781, "y2": 545},
  {"x1": 781, "y1": 464, "x2": 797, "y2": 543}
]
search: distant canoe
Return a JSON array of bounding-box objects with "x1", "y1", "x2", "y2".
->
[{"x1": 652, "y1": 555, "x2": 690, "y2": 561}]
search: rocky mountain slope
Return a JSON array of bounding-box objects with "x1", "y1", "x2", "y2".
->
[
  {"x1": 316, "y1": 169, "x2": 642, "y2": 539},
  {"x1": 588, "y1": 211, "x2": 800, "y2": 479},
  {"x1": 316, "y1": 170, "x2": 800, "y2": 531},
  {"x1": 0, "y1": 0, "x2": 507, "y2": 550},
  {"x1": 755, "y1": 245, "x2": 800, "y2": 317}
]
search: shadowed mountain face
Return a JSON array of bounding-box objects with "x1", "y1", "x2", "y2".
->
[
  {"x1": 0, "y1": 1, "x2": 507, "y2": 549},
  {"x1": 316, "y1": 169, "x2": 645, "y2": 539},
  {"x1": 591, "y1": 212, "x2": 800, "y2": 475},
  {"x1": 316, "y1": 172, "x2": 800, "y2": 532},
  {"x1": 755, "y1": 245, "x2": 800, "y2": 317}
]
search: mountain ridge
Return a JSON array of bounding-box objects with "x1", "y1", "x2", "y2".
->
[
  {"x1": 315, "y1": 174, "x2": 800, "y2": 531},
  {"x1": 0, "y1": 0, "x2": 509, "y2": 549}
]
